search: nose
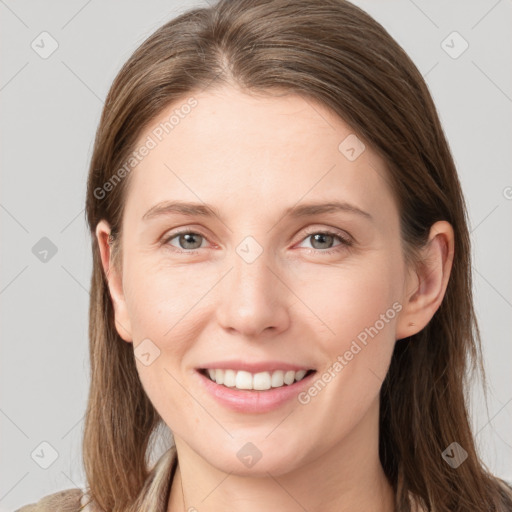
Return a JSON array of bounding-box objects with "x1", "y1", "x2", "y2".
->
[{"x1": 215, "y1": 244, "x2": 291, "y2": 339}]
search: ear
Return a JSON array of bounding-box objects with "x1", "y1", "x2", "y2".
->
[
  {"x1": 95, "y1": 220, "x2": 133, "y2": 343},
  {"x1": 395, "y1": 220, "x2": 455, "y2": 340}
]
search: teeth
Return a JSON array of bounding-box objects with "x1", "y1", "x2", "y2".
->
[{"x1": 205, "y1": 368, "x2": 311, "y2": 390}]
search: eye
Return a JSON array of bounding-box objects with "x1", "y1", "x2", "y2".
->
[
  {"x1": 297, "y1": 230, "x2": 353, "y2": 254},
  {"x1": 163, "y1": 230, "x2": 207, "y2": 252}
]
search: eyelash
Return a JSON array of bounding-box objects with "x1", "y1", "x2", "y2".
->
[{"x1": 160, "y1": 228, "x2": 353, "y2": 256}]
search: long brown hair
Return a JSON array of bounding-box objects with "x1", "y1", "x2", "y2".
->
[{"x1": 83, "y1": 1, "x2": 512, "y2": 510}]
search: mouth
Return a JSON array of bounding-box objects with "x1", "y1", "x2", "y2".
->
[
  {"x1": 194, "y1": 364, "x2": 319, "y2": 413},
  {"x1": 197, "y1": 368, "x2": 317, "y2": 391}
]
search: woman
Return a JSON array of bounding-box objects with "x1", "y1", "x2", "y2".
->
[{"x1": 17, "y1": 0, "x2": 512, "y2": 511}]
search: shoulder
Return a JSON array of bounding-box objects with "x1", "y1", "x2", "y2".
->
[{"x1": 15, "y1": 488, "x2": 85, "y2": 512}]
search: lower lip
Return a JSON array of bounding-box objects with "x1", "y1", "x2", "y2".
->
[{"x1": 194, "y1": 369, "x2": 317, "y2": 413}]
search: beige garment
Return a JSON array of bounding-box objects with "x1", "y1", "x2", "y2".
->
[{"x1": 14, "y1": 488, "x2": 84, "y2": 512}]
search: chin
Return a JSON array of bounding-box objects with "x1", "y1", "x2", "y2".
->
[{"x1": 202, "y1": 442, "x2": 306, "y2": 478}]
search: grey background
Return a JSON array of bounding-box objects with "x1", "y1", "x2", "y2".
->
[{"x1": 1, "y1": 0, "x2": 511, "y2": 509}]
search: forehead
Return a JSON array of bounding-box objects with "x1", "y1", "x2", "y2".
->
[{"x1": 123, "y1": 86, "x2": 397, "y2": 225}]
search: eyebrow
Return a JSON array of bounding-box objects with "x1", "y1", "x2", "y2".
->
[{"x1": 142, "y1": 200, "x2": 373, "y2": 222}]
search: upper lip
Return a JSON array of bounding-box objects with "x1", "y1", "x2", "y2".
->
[{"x1": 197, "y1": 360, "x2": 315, "y2": 373}]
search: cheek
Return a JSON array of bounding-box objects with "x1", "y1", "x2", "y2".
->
[
  {"x1": 123, "y1": 256, "x2": 206, "y2": 341},
  {"x1": 326, "y1": 258, "x2": 402, "y2": 387},
  {"x1": 124, "y1": 261, "x2": 207, "y2": 428},
  {"x1": 295, "y1": 254, "x2": 403, "y2": 348},
  {"x1": 295, "y1": 257, "x2": 403, "y2": 430},
  {"x1": 122, "y1": 257, "x2": 217, "y2": 420}
]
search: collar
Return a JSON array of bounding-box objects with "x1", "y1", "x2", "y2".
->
[{"x1": 80, "y1": 445, "x2": 178, "y2": 512}]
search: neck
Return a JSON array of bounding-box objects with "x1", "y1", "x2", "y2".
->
[{"x1": 167, "y1": 398, "x2": 395, "y2": 512}]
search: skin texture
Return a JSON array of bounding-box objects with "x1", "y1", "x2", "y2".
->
[{"x1": 96, "y1": 86, "x2": 454, "y2": 512}]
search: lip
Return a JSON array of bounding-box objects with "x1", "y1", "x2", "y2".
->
[
  {"x1": 197, "y1": 360, "x2": 314, "y2": 373},
  {"x1": 194, "y1": 368, "x2": 317, "y2": 414}
]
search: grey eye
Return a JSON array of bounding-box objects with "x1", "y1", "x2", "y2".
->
[
  {"x1": 169, "y1": 232, "x2": 205, "y2": 250},
  {"x1": 308, "y1": 233, "x2": 337, "y2": 250}
]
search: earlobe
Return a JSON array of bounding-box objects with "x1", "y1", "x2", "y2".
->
[
  {"x1": 95, "y1": 220, "x2": 133, "y2": 343},
  {"x1": 395, "y1": 221, "x2": 454, "y2": 340}
]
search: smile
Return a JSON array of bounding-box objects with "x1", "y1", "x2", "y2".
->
[
  {"x1": 200, "y1": 368, "x2": 316, "y2": 391},
  {"x1": 194, "y1": 366, "x2": 318, "y2": 414}
]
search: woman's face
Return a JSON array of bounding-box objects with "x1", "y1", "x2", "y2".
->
[{"x1": 99, "y1": 86, "x2": 416, "y2": 476}]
